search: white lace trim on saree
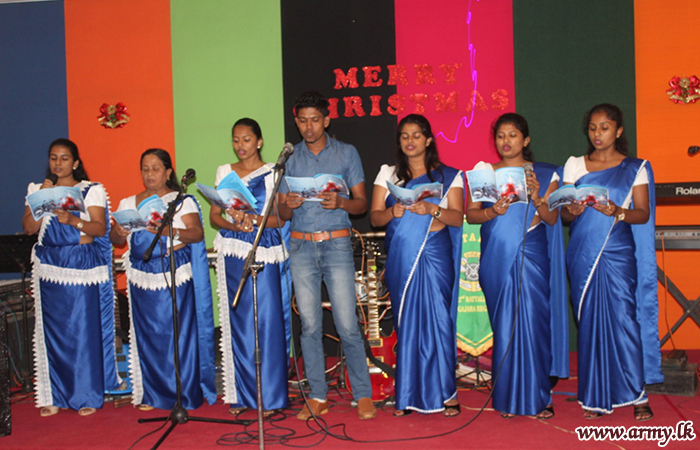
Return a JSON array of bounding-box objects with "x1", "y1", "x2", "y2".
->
[
  {"x1": 123, "y1": 254, "x2": 145, "y2": 405},
  {"x1": 214, "y1": 233, "x2": 287, "y2": 264},
  {"x1": 31, "y1": 250, "x2": 52, "y2": 407},
  {"x1": 215, "y1": 253, "x2": 238, "y2": 404},
  {"x1": 125, "y1": 257, "x2": 193, "y2": 291},
  {"x1": 36, "y1": 262, "x2": 110, "y2": 286}
]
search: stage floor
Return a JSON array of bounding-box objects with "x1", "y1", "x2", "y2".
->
[{"x1": 3, "y1": 351, "x2": 699, "y2": 449}]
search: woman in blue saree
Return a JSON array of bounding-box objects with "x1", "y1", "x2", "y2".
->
[
  {"x1": 23, "y1": 138, "x2": 120, "y2": 417},
  {"x1": 370, "y1": 114, "x2": 464, "y2": 417},
  {"x1": 466, "y1": 113, "x2": 568, "y2": 419},
  {"x1": 110, "y1": 148, "x2": 216, "y2": 411},
  {"x1": 210, "y1": 118, "x2": 290, "y2": 416},
  {"x1": 562, "y1": 104, "x2": 662, "y2": 421}
]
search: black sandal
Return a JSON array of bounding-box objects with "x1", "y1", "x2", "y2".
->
[
  {"x1": 634, "y1": 403, "x2": 653, "y2": 422},
  {"x1": 443, "y1": 402, "x2": 461, "y2": 417},
  {"x1": 393, "y1": 409, "x2": 412, "y2": 417},
  {"x1": 583, "y1": 410, "x2": 603, "y2": 419},
  {"x1": 536, "y1": 404, "x2": 554, "y2": 420}
]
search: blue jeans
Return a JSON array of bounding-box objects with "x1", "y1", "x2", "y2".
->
[{"x1": 288, "y1": 236, "x2": 372, "y2": 401}]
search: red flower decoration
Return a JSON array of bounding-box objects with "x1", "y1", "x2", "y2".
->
[
  {"x1": 667, "y1": 76, "x2": 700, "y2": 104},
  {"x1": 98, "y1": 102, "x2": 130, "y2": 128}
]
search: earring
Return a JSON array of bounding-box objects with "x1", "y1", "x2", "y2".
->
[{"x1": 257, "y1": 146, "x2": 261, "y2": 149}]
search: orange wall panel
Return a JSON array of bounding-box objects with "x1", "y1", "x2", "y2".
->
[
  {"x1": 64, "y1": 0, "x2": 175, "y2": 219},
  {"x1": 636, "y1": 0, "x2": 700, "y2": 349}
]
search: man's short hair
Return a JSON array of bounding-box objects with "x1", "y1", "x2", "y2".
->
[{"x1": 293, "y1": 91, "x2": 330, "y2": 117}]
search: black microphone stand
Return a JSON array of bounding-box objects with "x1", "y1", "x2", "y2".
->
[
  {"x1": 138, "y1": 181, "x2": 251, "y2": 450},
  {"x1": 231, "y1": 161, "x2": 288, "y2": 450}
]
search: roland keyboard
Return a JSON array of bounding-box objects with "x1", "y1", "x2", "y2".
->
[
  {"x1": 655, "y1": 226, "x2": 700, "y2": 250},
  {"x1": 656, "y1": 182, "x2": 700, "y2": 205}
]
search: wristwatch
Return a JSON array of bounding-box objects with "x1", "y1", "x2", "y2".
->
[
  {"x1": 616, "y1": 208, "x2": 626, "y2": 223},
  {"x1": 76, "y1": 219, "x2": 84, "y2": 230},
  {"x1": 251, "y1": 215, "x2": 259, "y2": 226},
  {"x1": 432, "y1": 206, "x2": 442, "y2": 219}
]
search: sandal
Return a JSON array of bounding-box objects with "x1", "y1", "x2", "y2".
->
[
  {"x1": 78, "y1": 407, "x2": 96, "y2": 416},
  {"x1": 634, "y1": 403, "x2": 653, "y2": 422},
  {"x1": 393, "y1": 409, "x2": 412, "y2": 417},
  {"x1": 228, "y1": 406, "x2": 246, "y2": 416},
  {"x1": 500, "y1": 412, "x2": 515, "y2": 419},
  {"x1": 40, "y1": 406, "x2": 59, "y2": 417},
  {"x1": 583, "y1": 410, "x2": 603, "y2": 419},
  {"x1": 536, "y1": 404, "x2": 554, "y2": 420},
  {"x1": 138, "y1": 404, "x2": 154, "y2": 411},
  {"x1": 443, "y1": 402, "x2": 461, "y2": 417}
]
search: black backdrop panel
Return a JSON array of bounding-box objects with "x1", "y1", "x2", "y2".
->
[{"x1": 281, "y1": 0, "x2": 398, "y2": 233}]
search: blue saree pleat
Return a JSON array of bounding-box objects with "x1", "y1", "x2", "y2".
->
[
  {"x1": 125, "y1": 195, "x2": 216, "y2": 410},
  {"x1": 31, "y1": 182, "x2": 120, "y2": 410},
  {"x1": 567, "y1": 158, "x2": 662, "y2": 413},
  {"x1": 384, "y1": 165, "x2": 462, "y2": 413},
  {"x1": 478, "y1": 163, "x2": 567, "y2": 415},
  {"x1": 215, "y1": 166, "x2": 291, "y2": 410}
]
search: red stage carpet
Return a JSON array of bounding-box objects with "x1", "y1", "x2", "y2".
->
[{"x1": 3, "y1": 352, "x2": 698, "y2": 449}]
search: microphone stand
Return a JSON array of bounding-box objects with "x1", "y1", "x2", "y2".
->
[
  {"x1": 231, "y1": 162, "x2": 288, "y2": 450},
  {"x1": 138, "y1": 183, "x2": 252, "y2": 450}
]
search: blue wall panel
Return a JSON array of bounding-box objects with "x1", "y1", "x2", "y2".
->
[{"x1": 0, "y1": 1, "x2": 68, "y2": 240}]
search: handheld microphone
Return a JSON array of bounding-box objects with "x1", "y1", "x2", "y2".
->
[
  {"x1": 181, "y1": 168, "x2": 196, "y2": 185},
  {"x1": 48, "y1": 174, "x2": 58, "y2": 185},
  {"x1": 523, "y1": 162, "x2": 534, "y2": 198},
  {"x1": 274, "y1": 143, "x2": 294, "y2": 170},
  {"x1": 689, "y1": 146, "x2": 700, "y2": 156}
]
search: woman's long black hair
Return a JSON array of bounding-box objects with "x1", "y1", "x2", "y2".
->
[
  {"x1": 492, "y1": 113, "x2": 534, "y2": 162},
  {"x1": 46, "y1": 138, "x2": 90, "y2": 181},
  {"x1": 395, "y1": 114, "x2": 442, "y2": 185},
  {"x1": 583, "y1": 103, "x2": 629, "y2": 156}
]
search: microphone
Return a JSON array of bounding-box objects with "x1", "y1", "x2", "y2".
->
[
  {"x1": 523, "y1": 162, "x2": 534, "y2": 198},
  {"x1": 274, "y1": 143, "x2": 294, "y2": 170},
  {"x1": 181, "y1": 168, "x2": 196, "y2": 185},
  {"x1": 48, "y1": 174, "x2": 58, "y2": 185},
  {"x1": 689, "y1": 146, "x2": 700, "y2": 156}
]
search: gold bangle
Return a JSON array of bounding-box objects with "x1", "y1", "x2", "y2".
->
[
  {"x1": 483, "y1": 208, "x2": 491, "y2": 220},
  {"x1": 533, "y1": 198, "x2": 545, "y2": 208}
]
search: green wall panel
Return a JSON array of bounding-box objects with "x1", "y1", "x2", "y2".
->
[
  {"x1": 513, "y1": 0, "x2": 637, "y2": 167},
  {"x1": 171, "y1": 0, "x2": 285, "y2": 323},
  {"x1": 513, "y1": 0, "x2": 637, "y2": 350}
]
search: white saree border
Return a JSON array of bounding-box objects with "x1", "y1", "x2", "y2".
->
[
  {"x1": 31, "y1": 247, "x2": 52, "y2": 408},
  {"x1": 123, "y1": 252, "x2": 145, "y2": 406},
  {"x1": 215, "y1": 249, "x2": 238, "y2": 405}
]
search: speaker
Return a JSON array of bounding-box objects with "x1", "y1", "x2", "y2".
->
[{"x1": 646, "y1": 350, "x2": 699, "y2": 397}]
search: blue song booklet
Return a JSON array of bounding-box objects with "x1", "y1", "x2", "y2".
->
[
  {"x1": 386, "y1": 180, "x2": 442, "y2": 206},
  {"x1": 284, "y1": 174, "x2": 349, "y2": 201},
  {"x1": 27, "y1": 186, "x2": 86, "y2": 221},
  {"x1": 196, "y1": 170, "x2": 257, "y2": 212},
  {"x1": 466, "y1": 167, "x2": 527, "y2": 204},
  {"x1": 547, "y1": 184, "x2": 609, "y2": 211},
  {"x1": 112, "y1": 195, "x2": 167, "y2": 232}
]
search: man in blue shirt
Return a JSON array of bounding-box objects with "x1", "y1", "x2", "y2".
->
[{"x1": 279, "y1": 91, "x2": 376, "y2": 420}]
